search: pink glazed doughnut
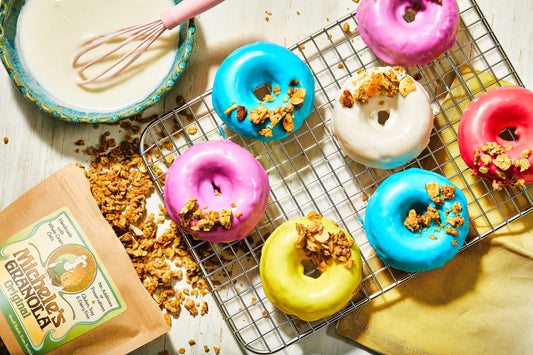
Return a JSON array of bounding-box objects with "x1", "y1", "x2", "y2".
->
[
  {"x1": 164, "y1": 140, "x2": 270, "y2": 243},
  {"x1": 458, "y1": 86, "x2": 533, "y2": 190},
  {"x1": 356, "y1": 0, "x2": 460, "y2": 67}
]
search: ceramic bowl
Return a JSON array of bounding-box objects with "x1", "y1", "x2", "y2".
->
[{"x1": 0, "y1": 0, "x2": 195, "y2": 123}]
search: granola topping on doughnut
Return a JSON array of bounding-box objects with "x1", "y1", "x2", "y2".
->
[
  {"x1": 179, "y1": 198, "x2": 234, "y2": 232},
  {"x1": 339, "y1": 66, "x2": 411, "y2": 107},
  {"x1": 404, "y1": 182, "x2": 463, "y2": 237},
  {"x1": 294, "y1": 212, "x2": 355, "y2": 270}
]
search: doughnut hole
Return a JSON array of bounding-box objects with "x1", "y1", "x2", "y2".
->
[
  {"x1": 197, "y1": 169, "x2": 233, "y2": 202},
  {"x1": 301, "y1": 259, "x2": 322, "y2": 279},
  {"x1": 377, "y1": 110, "x2": 391, "y2": 126},
  {"x1": 498, "y1": 126, "x2": 518, "y2": 142},
  {"x1": 400, "y1": 1, "x2": 427, "y2": 23},
  {"x1": 403, "y1": 5, "x2": 419, "y2": 23},
  {"x1": 238, "y1": 66, "x2": 279, "y2": 103},
  {"x1": 490, "y1": 106, "x2": 526, "y2": 145},
  {"x1": 399, "y1": 200, "x2": 428, "y2": 223},
  {"x1": 253, "y1": 83, "x2": 273, "y2": 101}
]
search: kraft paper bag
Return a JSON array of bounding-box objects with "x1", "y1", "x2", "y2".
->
[{"x1": 0, "y1": 164, "x2": 170, "y2": 355}]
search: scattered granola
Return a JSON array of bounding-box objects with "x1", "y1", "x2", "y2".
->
[
  {"x1": 236, "y1": 106, "x2": 248, "y2": 121},
  {"x1": 404, "y1": 209, "x2": 421, "y2": 232},
  {"x1": 481, "y1": 141, "x2": 503, "y2": 156},
  {"x1": 342, "y1": 22, "x2": 350, "y2": 32},
  {"x1": 514, "y1": 157, "x2": 531, "y2": 172},
  {"x1": 258, "y1": 128, "x2": 273, "y2": 137},
  {"x1": 224, "y1": 103, "x2": 238, "y2": 114},
  {"x1": 184, "y1": 298, "x2": 198, "y2": 316},
  {"x1": 480, "y1": 154, "x2": 492, "y2": 167},
  {"x1": 473, "y1": 149, "x2": 480, "y2": 165},
  {"x1": 282, "y1": 114, "x2": 295, "y2": 133},
  {"x1": 425, "y1": 182, "x2": 440, "y2": 198},
  {"x1": 493, "y1": 153, "x2": 512, "y2": 171},
  {"x1": 82, "y1": 132, "x2": 211, "y2": 322},
  {"x1": 444, "y1": 225, "x2": 458, "y2": 236},
  {"x1": 289, "y1": 87, "x2": 306, "y2": 107},
  {"x1": 249, "y1": 105, "x2": 270, "y2": 124},
  {"x1": 492, "y1": 181, "x2": 503, "y2": 191},
  {"x1": 399, "y1": 76, "x2": 416, "y2": 97},
  {"x1": 340, "y1": 90, "x2": 354, "y2": 108},
  {"x1": 446, "y1": 215, "x2": 464, "y2": 228},
  {"x1": 187, "y1": 126, "x2": 198, "y2": 136},
  {"x1": 200, "y1": 301, "x2": 209, "y2": 316},
  {"x1": 294, "y1": 212, "x2": 356, "y2": 270},
  {"x1": 263, "y1": 94, "x2": 275, "y2": 102},
  {"x1": 478, "y1": 166, "x2": 489, "y2": 174},
  {"x1": 441, "y1": 184, "x2": 456, "y2": 200}
]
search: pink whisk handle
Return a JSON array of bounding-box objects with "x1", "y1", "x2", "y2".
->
[{"x1": 161, "y1": 0, "x2": 225, "y2": 30}]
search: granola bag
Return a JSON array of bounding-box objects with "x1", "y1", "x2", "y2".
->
[{"x1": 0, "y1": 164, "x2": 170, "y2": 354}]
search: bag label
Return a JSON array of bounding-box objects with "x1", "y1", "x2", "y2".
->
[{"x1": 0, "y1": 207, "x2": 126, "y2": 354}]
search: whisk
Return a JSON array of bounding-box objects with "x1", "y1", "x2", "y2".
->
[{"x1": 73, "y1": 0, "x2": 224, "y2": 85}]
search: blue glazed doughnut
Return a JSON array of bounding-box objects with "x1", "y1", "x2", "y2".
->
[
  {"x1": 212, "y1": 41, "x2": 315, "y2": 141},
  {"x1": 364, "y1": 168, "x2": 469, "y2": 272}
]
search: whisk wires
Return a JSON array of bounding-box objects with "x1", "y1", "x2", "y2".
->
[{"x1": 73, "y1": 20, "x2": 166, "y2": 85}]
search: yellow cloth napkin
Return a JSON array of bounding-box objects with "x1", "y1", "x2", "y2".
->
[{"x1": 336, "y1": 66, "x2": 533, "y2": 354}]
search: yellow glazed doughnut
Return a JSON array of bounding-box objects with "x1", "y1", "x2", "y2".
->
[{"x1": 259, "y1": 212, "x2": 363, "y2": 321}]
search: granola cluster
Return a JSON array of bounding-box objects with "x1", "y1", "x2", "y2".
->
[
  {"x1": 225, "y1": 79, "x2": 306, "y2": 138},
  {"x1": 403, "y1": 182, "x2": 465, "y2": 243},
  {"x1": 472, "y1": 141, "x2": 531, "y2": 190},
  {"x1": 81, "y1": 130, "x2": 210, "y2": 322},
  {"x1": 339, "y1": 67, "x2": 416, "y2": 107},
  {"x1": 294, "y1": 212, "x2": 356, "y2": 271},
  {"x1": 179, "y1": 198, "x2": 235, "y2": 232}
]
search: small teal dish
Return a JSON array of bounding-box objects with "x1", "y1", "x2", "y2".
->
[{"x1": 0, "y1": 0, "x2": 195, "y2": 123}]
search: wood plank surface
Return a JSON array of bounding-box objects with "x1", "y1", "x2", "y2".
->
[{"x1": 0, "y1": 1, "x2": 530, "y2": 354}]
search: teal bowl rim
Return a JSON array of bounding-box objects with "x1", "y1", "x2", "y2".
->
[{"x1": 0, "y1": 0, "x2": 196, "y2": 123}]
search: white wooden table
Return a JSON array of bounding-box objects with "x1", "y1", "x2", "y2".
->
[{"x1": 1, "y1": 1, "x2": 531, "y2": 354}]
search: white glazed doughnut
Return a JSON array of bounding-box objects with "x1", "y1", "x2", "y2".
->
[{"x1": 332, "y1": 66, "x2": 433, "y2": 169}]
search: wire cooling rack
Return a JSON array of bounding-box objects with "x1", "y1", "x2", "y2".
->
[{"x1": 139, "y1": 1, "x2": 533, "y2": 353}]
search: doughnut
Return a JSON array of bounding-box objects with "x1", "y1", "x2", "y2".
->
[
  {"x1": 365, "y1": 168, "x2": 469, "y2": 272},
  {"x1": 458, "y1": 86, "x2": 533, "y2": 190},
  {"x1": 332, "y1": 66, "x2": 433, "y2": 169},
  {"x1": 164, "y1": 140, "x2": 270, "y2": 243},
  {"x1": 260, "y1": 212, "x2": 363, "y2": 321},
  {"x1": 212, "y1": 41, "x2": 315, "y2": 141},
  {"x1": 356, "y1": 0, "x2": 460, "y2": 67}
]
